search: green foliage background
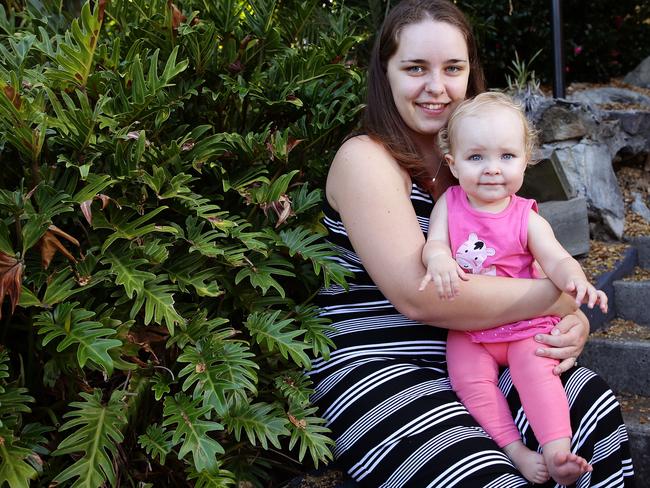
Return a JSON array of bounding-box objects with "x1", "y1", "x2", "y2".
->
[
  {"x1": 0, "y1": 0, "x2": 364, "y2": 485},
  {"x1": 2, "y1": 0, "x2": 645, "y2": 486},
  {"x1": 354, "y1": 0, "x2": 650, "y2": 87}
]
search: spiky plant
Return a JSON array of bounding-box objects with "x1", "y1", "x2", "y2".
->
[{"x1": 0, "y1": 0, "x2": 365, "y2": 485}]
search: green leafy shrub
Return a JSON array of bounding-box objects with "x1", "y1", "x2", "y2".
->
[{"x1": 0, "y1": 0, "x2": 364, "y2": 485}]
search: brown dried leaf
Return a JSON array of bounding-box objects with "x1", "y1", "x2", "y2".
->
[
  {"x1": 48, "y1": 225, "x2": 80, "y2": 246},
  {"x1": 286, "y1": 137, "x2": 303, "y2": 154},
  {"x1": 98, "y1": 0, "x2": 107, "y2": 23},
  {"x1": 288, "y1": 414, "x2": 306, "y2": 429},
  {"x1": 0, "y1": 252, "x2": 23, "y2": 319},
  {"x1": 80, "y1": 200, "x2": 93, "y2": 225},
  {"x1": 40, "y1": 226, "x2": 79, "y2": 269},
  {"x1": 123, "y1": 355, "x2": 148, "y2": 368},
  {"x1": 80, "y1": 194, "x2": 117, "y2": 225},
  {"x1": 274, "y1": 194, "x2": 293, "y2": 227},
  {"x1": 2, "y1": 86, "x2": 21, "y2": 110},
  {"x1": 168, "y1": 0, "x2": 186, "y2": 29},
  {"x1": 261, "y1": 195, "x2": 294, "y2": 228},
  {"x1": 98, "y1": 194, "x2": 114, "y2": 209}
]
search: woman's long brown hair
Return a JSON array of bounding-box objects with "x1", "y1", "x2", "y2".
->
[{"x1": 363, "y1": 0, "x2": 486, "y2": 189}]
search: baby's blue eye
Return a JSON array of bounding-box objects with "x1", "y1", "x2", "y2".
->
[
  {"x1": 502, "y1": 153, "x2": 515, "y2": 160},
  {"x1": 468, "y1": 154, "x2": 482, "y2": 161}
]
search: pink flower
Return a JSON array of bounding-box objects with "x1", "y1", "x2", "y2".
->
[{"x1": 574, "y1": 46, "x2": 583, "y2": 55}]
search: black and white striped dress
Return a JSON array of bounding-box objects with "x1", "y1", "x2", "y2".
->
[{"x1": 309, "y1": 183, "x2": 635, "y2": 487}]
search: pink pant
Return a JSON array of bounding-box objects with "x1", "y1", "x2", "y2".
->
[{"x1": 446, "y1": 330, "x2": 572, "y2": 447}]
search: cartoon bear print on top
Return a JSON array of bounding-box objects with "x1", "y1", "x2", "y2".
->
[{"x1": 455, "y1": 232, "x2": 497, "y2": 276}]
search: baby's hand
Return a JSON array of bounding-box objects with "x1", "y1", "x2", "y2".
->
[
  {"x1": 419, "y1": 255, "x2": 468, "y2": 299},
  {"x1": 565, "y1": 277, "x2": 608, "y2": 313}
]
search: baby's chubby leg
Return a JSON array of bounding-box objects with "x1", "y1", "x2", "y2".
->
[
  {"x1": 507, "y1": 337, "x2": 591, "y2": 484},
  {"x1": 447, "y1": 334, "x2": 547, "y2": 483}
]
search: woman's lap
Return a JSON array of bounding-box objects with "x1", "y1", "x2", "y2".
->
[
  {"x1": 312, "y1": 359, "x2": 635, "y2": 487},
  {"x1": 504, "y1": 366, "x2": 634, "y2": 487}
]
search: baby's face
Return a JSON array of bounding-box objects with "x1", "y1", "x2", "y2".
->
[{"x1": 447, "y1": 105, "x2": 528, "y2": 210}]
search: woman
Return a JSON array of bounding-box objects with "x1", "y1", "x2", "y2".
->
[{"x1": 307, "y1": 0, "x2": 635, "y2": 486}]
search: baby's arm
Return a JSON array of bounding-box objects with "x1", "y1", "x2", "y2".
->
[
  {"x1": 419, "y1": 193, "x2": 468, "y2": 299},
  {"x1": 528, "y1": 211, "x2": 607, "y2": 312}
]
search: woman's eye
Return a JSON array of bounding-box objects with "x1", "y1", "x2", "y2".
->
[
  {"x1": 446, "y1": 65, "x2": 461, "y2": 73},
  {"x1": 407, "y1": 66, "x2": 424, "y2": 74}
]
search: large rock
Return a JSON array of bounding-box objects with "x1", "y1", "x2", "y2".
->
[
  {"x1": 537, "y1": 105, "x2": 588, "y2": 142},
  {"x1": 604, "y1": 109, "x2": 650, "y2": 154},
  {"x1": 548, "y1": 141, "x2": 626, "y2": 238},
  {"x1": 567, "y1": 86, "x2": 650, "y2": 107},
  {"x1": 624, "y1": 56, "x2": 650, "y2": 88},
  {"x1": 528, "y1": 90, "x2": 650, "y2": 238},
  {"x1": 566, "y1": 87, "x2": 650, "y2": 154},
  {"x1": 538, "y1": 197, "x2": 590, "y2": 256}
]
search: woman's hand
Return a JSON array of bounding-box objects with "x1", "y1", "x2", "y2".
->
[{"x1": 534, "y1": 310, "x2": 590, "y2": 375}]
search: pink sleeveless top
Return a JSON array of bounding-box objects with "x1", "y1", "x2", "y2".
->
[{"x1": 446, "y1": 185, "x2": 559, "y2": 343}]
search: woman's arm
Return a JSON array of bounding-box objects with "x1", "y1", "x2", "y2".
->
[{"x1": 326, "y1": 137, "x2": 576, "y2": 330}]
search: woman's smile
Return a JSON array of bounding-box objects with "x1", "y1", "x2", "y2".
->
[{"x1": 386, "y1": 20, "x2": 469, "y2": 138}]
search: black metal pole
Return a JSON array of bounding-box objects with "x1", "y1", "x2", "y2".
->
[{"x1": 551, "y1": 0, "x2": 565, "y2": 98}]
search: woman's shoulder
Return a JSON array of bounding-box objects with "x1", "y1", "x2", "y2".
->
[
  {"x1": 328, "y1": 135, "x2": 411, "y2": 184},
  {"x1": 334, "y1": 134, "x2": 393, "y2": 161},
  {"x1": 327, "y1": 135, "x2": 412, "y2": 203}
]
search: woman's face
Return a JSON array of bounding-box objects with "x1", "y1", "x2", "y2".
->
[{"x1": 386, "y1": 20, "x2": 470, "y2": 139}]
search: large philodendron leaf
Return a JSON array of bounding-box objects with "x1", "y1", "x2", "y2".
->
[
  {"x1": 127, "y1": 274, "x2": 184, "y2": 333},
  {"x1": 0, "y1": 430, "x2": 38, "y2": 488},
  {"x1": 246, "y1": 310, "x2": 310, "y2": 368},
  {"x1": 287, "y1": 405, "x2": 334, "y2": 468},
  {"x1": 221, "y1": 400, "x2": 290, "y2": 450},
  {"x1": 279, "y1": 226, "x2": 352, "y2": 288},
  {"x1": 34, "y1": 302, "x2": 122, "y2": 374},
  {"x1": 45, "y1": 1, "x2": 105, "y2": 89},
  {"x1": 177, "y1": 337, "x2": 258, "y2": 416},
  {"x1": 137, "y1": 424, "x2": 173, "y2": 465},
  {"x1": 53, "y1": 390, "x2": 127, "y2": 488},
  {"x1": 162, "y1": 393, "x2": 225, "y2": 472},
  {"x1": 103, "y1": 252, "x2": 155, "y2": 299},
  {"x1": 99, "y1": 206, "x2": 177, "y2": 253}
]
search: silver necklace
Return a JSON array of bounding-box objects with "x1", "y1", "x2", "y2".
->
[{"x1": 431, "y1": 158, "x2": 444, "y2": 183}]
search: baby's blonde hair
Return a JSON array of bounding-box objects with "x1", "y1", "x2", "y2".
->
[{"x1": 438, "y1": 91, "x2": 538, "y2": 163}]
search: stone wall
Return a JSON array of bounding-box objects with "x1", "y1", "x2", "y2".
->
[{"x1": 521, "y1": 82, "x2": 650, "y2": 240}]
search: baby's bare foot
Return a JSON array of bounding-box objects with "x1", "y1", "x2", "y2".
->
[
  {"x1": 543, "y1": 439, "x2": 592, "y2": 485},
  {"x1": 545, "y1": 451, "x2": 592, "y2": 485},
  {"x1": 504, "y1": 441, "x2": 550, "y2": 484}
]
